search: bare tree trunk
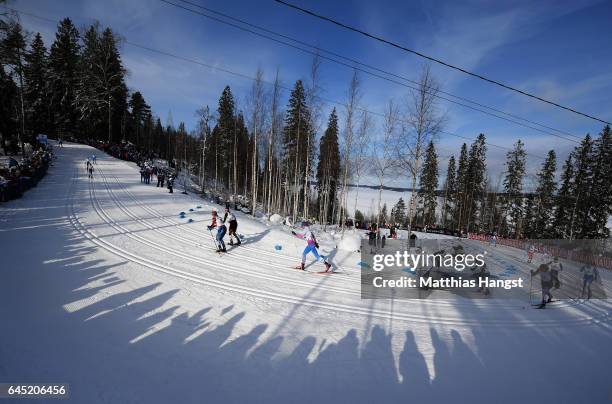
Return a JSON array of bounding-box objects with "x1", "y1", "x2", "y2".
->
[
  {"x1": 339, "y1": 70, "x2": 361, "y2": 234},
  {"x1": 400, "y1": 65, "x2": 445, "y2": 231}
]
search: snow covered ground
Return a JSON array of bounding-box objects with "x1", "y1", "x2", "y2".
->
[{"x1": 1, "y1": 141, "x2": 611, "y2": 403}]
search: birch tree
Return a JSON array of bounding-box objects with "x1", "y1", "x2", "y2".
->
[
  {"x1": 398, "y1": 64, "x2": 445, "y2": 229},
  {"x1": 339, "y1": 70, "x2": 360, "y2": 232}
]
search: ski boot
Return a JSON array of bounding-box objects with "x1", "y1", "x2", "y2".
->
[
  {"x1": 537, "y1": 302, "x2": 546, "y2": 309},
  {"x1": 324, "y1": 261, "x2": 332, "y2": 273}
]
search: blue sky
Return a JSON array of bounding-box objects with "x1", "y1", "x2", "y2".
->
[{"x1": 8, "y1": 0, "x2": 612, "y2": 186}]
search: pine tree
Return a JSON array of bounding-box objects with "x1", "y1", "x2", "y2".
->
[
  {"x1": 533, "y1": 150, "x2": 556, "y2": 238},
  {"x1": 553, "y1": 154, "x2": 574, "y2": 238},
  {"x1": 442, "y1": 155, "x2": 456, "y2": 228},
  {"x1": 586, "y1": 126, "x2": 612, "y2": 238},
  {"x1": 24, "y1": 32, "x2": 51, "y2": 136},
  {"x1": 0, "y1": 66, "x2": 18, "y2": 153},
  {"x1": 49, "y1": 18, "x2": 80, "y2": 138},
  {"x1": 316, "y1": 108, "x2": 340, "y2": 223},
  {"x1": 1, "y1": 20, "x2": 27, "y2": 153},
  {"x1": 128, "y1": 91, "x2": 151, "y2": 147},
  {"x1": 419, "y1": 141, "x2": 438, "y2": 226},
  {"x1": 569, "y1": 134, "x2": 594, "y2": 238},
  {"x1": 76, "y1": 24, "x2": 127, "y2": 142},
  {"x1": 212, "y1": 86, "x2": 235, "y2": 190},
  {"x1": 454, "y1": 143, "x2": 468, "y2": 231},
  {"x1": 503, "y1": 139, "x2": 526, "y2": 238},
  {"x1": 381, "y1": 203, "x2": 388, "y2": 224},
  {"x1": 354, "y1": 209, "x2": 365, "y2": 224},
  {"x1": 283, "y1": 80, "x2": 313, "y2": 220},
  {"x1": 391, "y1": 197, "x2": 406, "y2": 225},
  {"x1": 523, "y1": 196, "x2": 536, "y2": 238},
  {"x1": 464, "y1": 134, "x2": 487, "y2": 232}
]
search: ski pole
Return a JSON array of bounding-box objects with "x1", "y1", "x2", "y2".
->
[
  {"x1": 529, "y1": 272, "x2": 533, "y2": 306},
  {"x1": 208, "y1": 229, "x2": 219, "y2": 250}
]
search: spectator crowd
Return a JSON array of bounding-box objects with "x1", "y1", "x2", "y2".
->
[{"x1": 0, "y1": 145, "x2": 53, "y2": 202}]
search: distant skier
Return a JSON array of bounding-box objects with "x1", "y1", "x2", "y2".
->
[
  {"x1": 490, "y1": 233, "x2": 497, "y2": 247},
  {"x1": 291, "y1": 223, "x2": 332, "y2": 272},
  {"x1": 87, "y1": 163, "x2": 94, "y2": 179},
  {"x1": 223, "y1": 207, "x2": 241, "y2": 246},
  {"x1": 167, "y1": 175, "x2": 174, "y2": 193},
  {"x1": 207, "y1": 208, "x2": 227, "y2": 252},
  {"x1": 531, "y1": 263, "x2": 553, "y2": 308},
  {"x1": 58, "y1": 138, "x2": 63, "y2": 147},
  {"x1": 85, "y1": 159, "x2": 91, "y2": 170},
  {"x1": 92, "y1": 154, "x2": 97, "y2": 164},
  {"x1": 527, "y1": 244, "x2": 536, "y2": 263},
  {"x1": 580, "y1": 263, "x2": 599, "y2": 300},
  {"x1": 549, "y1": 256, "x2": 563, "y2": 289}
]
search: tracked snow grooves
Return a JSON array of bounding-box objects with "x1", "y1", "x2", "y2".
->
[
  {"x1": 98, "y1": 166, "x2": 607, "y2": 314},
  {"x1": 96, "y1": 164, "x2": 612, "y2": 324},
  {"x1": 63, "y1": 163, "x2": 612, "y2": 329},
  {"x1": 91, "y1": 166, "x2": 360, "y2": 297},
  {"x1": 106, "y1": 171, "x2": 362, "y2": 273}
]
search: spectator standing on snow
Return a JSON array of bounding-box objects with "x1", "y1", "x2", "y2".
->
[
  {"x1": 531, "y1": 263, "x2": 553, "y2": 308},
  {"x1": 207, "y1": 208, "x2": 227, "y2": 252},
  {"x1": 167, "y1": 175, "x2": 174, "y2": 193},
  {"x1": 157, "y1": 171, "x2": 165, "y2": 187},
  {"x1": 223, "y1": 207, "x2": 241, "y2": 246},
  {"x1": 291, "y1": 223, "x2": 332, "y2": 272}
]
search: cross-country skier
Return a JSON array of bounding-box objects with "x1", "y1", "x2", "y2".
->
[
  {"x1": 88, "y1": 163, "x2": 94, "y2": 179},
  {"x1": 550, "y1": 256, "x2": 563, "y2": 289},
  {"x1": 223, "y1": 207, "x2": 241, "y2": 246},
  {"x1": 291, "y1": 223, "x2": 332, "y2": 272},
  {"x1": 527, "y1": 244, "x2": 536, "y2": 263},
  {"x1": 580, "y1": 263, "x2": 599, "y2": 300},
  {"x1": 207, "y1": 208, "x2": 227, "y2": 252},
  {"x1": 531, "y1": 263, "x2": 553, "y2": 308},
  {"x1": 91, "y1": 154, "x2": 97, "y2": 164}
]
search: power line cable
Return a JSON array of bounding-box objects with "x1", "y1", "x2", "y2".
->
[
  {"x1": 274, "y1": 0, "x2": 612, "y2": 126},
  {"x1": 159, "y1": 0, "x2": 579, "y2": 144},
  {"x1": 173, "y1": 0, "x2": 581, "y2": 141}
]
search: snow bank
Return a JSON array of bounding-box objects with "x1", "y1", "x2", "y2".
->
[
  {"x1": 337, "y1": 231, "x2": 362, "y2": 252},
  {"x1": 269, "y1": 213, "x2": 283, "y2": 225}
]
